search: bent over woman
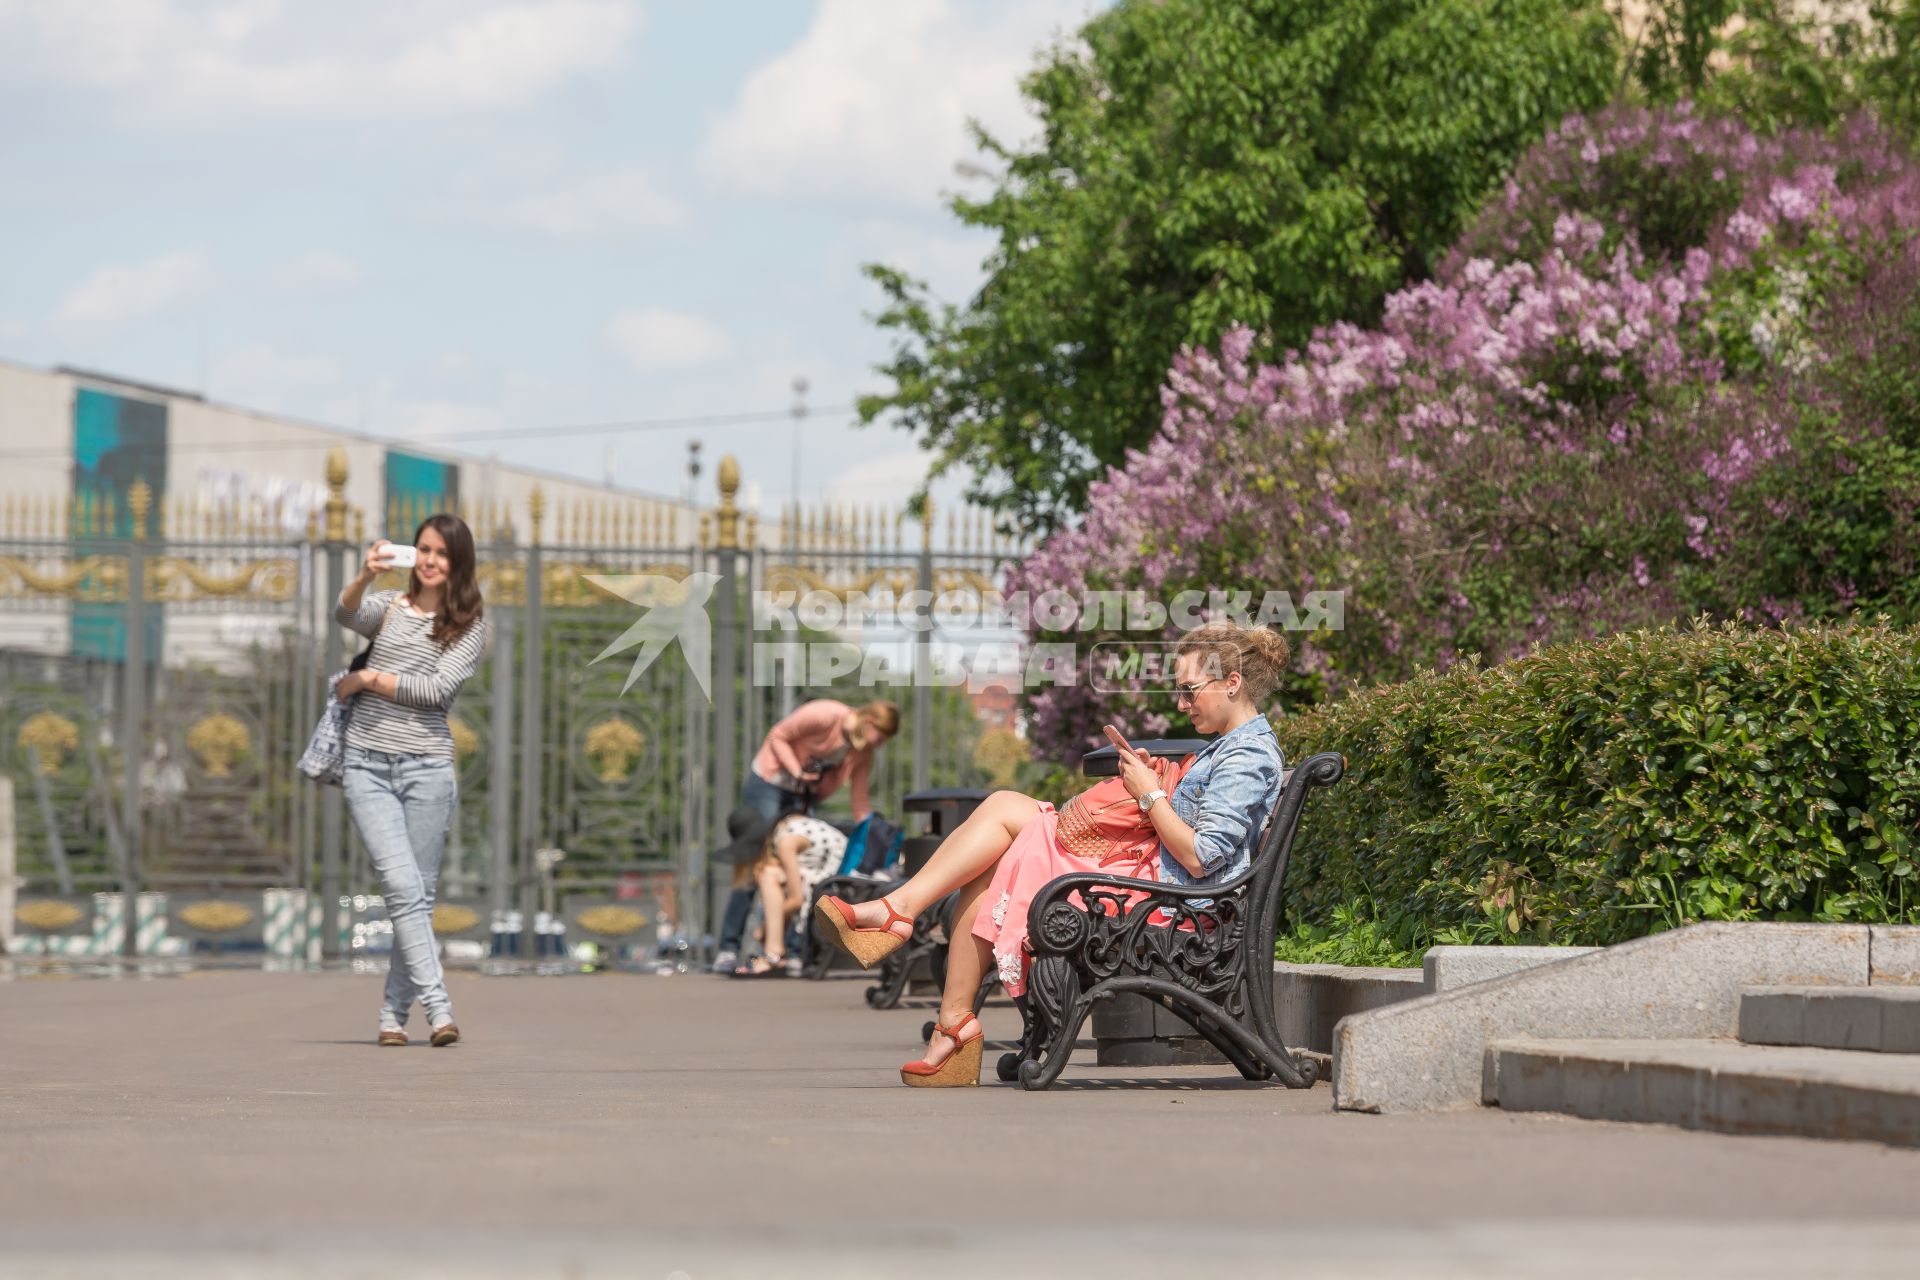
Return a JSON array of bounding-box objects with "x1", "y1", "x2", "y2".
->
[
  {"x1": 815, "y1": 621, "x2": 1289, "y2": 1086},
  {"x1": 334, "y1": 514, "x2": 489, "y2": 1047}
]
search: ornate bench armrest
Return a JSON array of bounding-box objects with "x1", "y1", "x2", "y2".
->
[{"x1": 1025, "y1": 869, "x2": 1253, "y2": 959}]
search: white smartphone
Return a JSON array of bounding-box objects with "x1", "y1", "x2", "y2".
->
[{"x1": 382, "y1": 543, "x2": 418, "y2": 569}]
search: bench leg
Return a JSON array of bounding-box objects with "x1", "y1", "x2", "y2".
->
[
  {"x1": 1189, "y1": 1009, "x2": 1270, "y2": 1081},
  {"x1": 864, "y1": 944, "x2": 914, "y2": 1008},
  {"x1": 1146, "y1": 980, "x2": 1318, "y2": 1089},
  {"x1": 1015, "y1": 957, "x2": 1086, "y2": 1091},
  {"x1": 996, "y1": 994, "x2": 1036, "y2": 1082}
]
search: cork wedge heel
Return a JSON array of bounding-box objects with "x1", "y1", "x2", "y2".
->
[
  {"x1": 900, "y1": 1014, "x2": 983, "y2": 1088},
  {"x1": 813, "y1": 895, "x2": 913, "y2": 969}
]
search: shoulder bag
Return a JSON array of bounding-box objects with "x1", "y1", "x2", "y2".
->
[{"x1": 297, "y1": 596, "x2": 397, "y2": 785}]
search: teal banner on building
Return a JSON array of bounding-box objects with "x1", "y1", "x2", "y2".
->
[{"x1": 72, "y1": 388, "x2": 168, "y2": 663}]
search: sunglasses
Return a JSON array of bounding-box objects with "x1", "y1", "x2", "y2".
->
[{"x1": 1173, "y1": 677, "x2": 1222, "y2": 705}]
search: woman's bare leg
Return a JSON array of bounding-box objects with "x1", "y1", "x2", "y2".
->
[
  {"x1": 754, "y1": 863, "x2": 789, "y2": 961},
  {"x1": 845, "y1": 790, "x2": 1041, "y2": 934},
  {"x1": 911, "y1": 866, "x2": 996, "y2": 1067}
]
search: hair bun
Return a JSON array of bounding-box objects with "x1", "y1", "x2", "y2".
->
[{"x1": 1247, "y1": 625, "x2": 1291, "y2": 667}]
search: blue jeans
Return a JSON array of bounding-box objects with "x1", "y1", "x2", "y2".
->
[
  {"x1": 741, "y1": 772, "x2": 808, "y2": 824},
  {"x1": 721, "y1": 774, "x2": 810, "y2": 953},
  {"x1": 343, "y1": 746, "x2": 457, "y2": 1029}
]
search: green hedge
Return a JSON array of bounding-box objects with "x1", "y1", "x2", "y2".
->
[{"x1": 1273, "y1": 621, "x2": 1920, "y2": 946}]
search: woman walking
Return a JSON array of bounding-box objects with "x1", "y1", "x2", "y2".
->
[
  {"x1": 334, "y1": 514, "x2": 489, "y2": 1047},
  {"x1": 815, "y1": 621, "x2": 1289, "y2": 1086}
]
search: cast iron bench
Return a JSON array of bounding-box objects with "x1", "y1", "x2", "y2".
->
[{"x1": 997, "y1": 750, "x2": 1346, "y2": 1090}]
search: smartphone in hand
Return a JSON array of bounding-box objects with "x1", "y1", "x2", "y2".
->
[{"x1": 382, "y1": 543, "x2": 418, "y2": 569}]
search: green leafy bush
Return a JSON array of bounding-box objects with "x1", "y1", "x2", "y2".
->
[
  {"x1": 1275, "y1": 620, "x2": 1920, "y2": 944},
  {"x1": 1272, "y1": 901, "x2": 1430, "y2": 969}
]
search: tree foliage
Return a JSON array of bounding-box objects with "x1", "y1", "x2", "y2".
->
[
  {"x1": 858, "y1": 0, "x2": 1622, "y2": 532},
  {"x1": 1631, "y1": 1, "x2": 1920, "y2": 135},
  {"x1": 1009, "y1": 105, "x2": 1920, "y2": 760}
]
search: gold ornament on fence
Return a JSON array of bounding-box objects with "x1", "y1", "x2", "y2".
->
[
  {"x1": 177, "y1": 900, "x2": 254, "y2": 932},
  {"x1": 145, "y1": 557, "x2": 300, "y2": 602},
  {"x1": 187, "y1": 713, "x2": 251, "y2": 778},
  {"x1": 972, "y1": 727, "x2": 1032, "y2": 788},
  {"x1": 433, "y1": 905, "x2": 481, "y2": 934},
  {"x1": 584, "y1": 717, "x2": 645, "y2": 783},
  {"x1": 16, "y1": 900, "x2": 85, "y2": 931},
  {"x1": 17, "y1": 711, "x2": 79, "y2": 775},
  {"x1": 575, "y1": 905, "x2": 648, "y2": 937},
  {"x1": 762, "y1": 564, "x2": 915, "y2": 602},
  {"x1": 549, "y1": 561, "x2": 691, "y2": 608},
  {"x1": 0, "y1": 555, "x2": 124, "y2": 600},
  {"x1": 449, "y1": 716, "x2": 478, "y2": 765}
]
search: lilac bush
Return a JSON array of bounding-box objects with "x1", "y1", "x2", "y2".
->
[{"x1": 1015, "y1": 105, "x2": 1920, "y2": 761}]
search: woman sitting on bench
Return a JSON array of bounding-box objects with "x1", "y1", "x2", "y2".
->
[{"x1": 816, "y1": 620, "x2": 1289, "y2": 1087}]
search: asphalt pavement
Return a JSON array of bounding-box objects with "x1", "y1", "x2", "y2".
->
[{"x1": 3, "y1": 962, "x2": 1918, "y2": 1277}]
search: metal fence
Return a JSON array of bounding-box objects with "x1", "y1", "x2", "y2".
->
[{"x1": 0, "y1": 452, "x2": 1029, "y2": 957}]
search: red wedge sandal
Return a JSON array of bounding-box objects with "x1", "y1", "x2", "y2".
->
[
  {"x1": 813, "y1": 895, "x2": 914, "y2": 969},
  {"x1": 900, "y1": 1013, "x2": 983, "y2": 1088}
]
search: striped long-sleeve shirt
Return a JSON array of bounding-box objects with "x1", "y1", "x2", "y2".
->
[{"x1": 334, "y1": 589, "x2": 489, "y2": 760}]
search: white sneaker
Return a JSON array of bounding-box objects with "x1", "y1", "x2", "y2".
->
[{"x1": 710, "y1": 949, "x2": 739, "y2": 973}]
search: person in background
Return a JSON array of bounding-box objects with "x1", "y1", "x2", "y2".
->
[
  {"x1": 729, "y1": 812, "x2": 850, "y2": 978},
  {"x1": 334, "y1": 515, "x2": 489, "y2": 1048},
  {"x1": 712, "y1": 699, "x2": 899, "y2": 971}
]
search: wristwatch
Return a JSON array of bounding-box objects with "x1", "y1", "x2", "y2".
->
[{"x1": 1137, "y1": 788, "x2": 1167, "y2": 815}]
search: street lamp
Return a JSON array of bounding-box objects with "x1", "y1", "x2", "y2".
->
[{"x1": 789, "y1": 376, "x2": 809, "y2": 515}]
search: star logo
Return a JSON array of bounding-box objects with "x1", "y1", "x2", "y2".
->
[{"x1": 584, "y1": 572, "x2": 722, "y2": 699}]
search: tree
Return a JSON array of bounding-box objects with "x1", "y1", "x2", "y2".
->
[
  {"x1": 858, "y1": 0, "x2": 1622, "y2": 533},
  {"x1": 1627, "y1": 1, "x2": 1920, "y2": 136}
]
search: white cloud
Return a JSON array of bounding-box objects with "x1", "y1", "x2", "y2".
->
[
  {"x1": 0, "y1": 0, "x2": 641, "y2": 122},
  {"x1": 603, "y1": 308, "x2": 731, "y2": 373},
  {"x1": 267, "y1": 252, "x2": 364, "y2": 296},
  {"x1": 433, "y1": 166, "x2": 687, "y2": 238},
  {"x1": 52, "y1": 251, "x2": 215, "y2": 335},
  {"x1": 700, "y1": 0, "x2": 1092, "y2": 209}
]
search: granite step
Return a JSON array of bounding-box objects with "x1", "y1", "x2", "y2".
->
[
  {"x1": 1484, "y1": 1036, "x2": 1920, "y2": 1147},
  {"x1": 1739, "y1": 985, "x2": 1920, "y2": 1053}
]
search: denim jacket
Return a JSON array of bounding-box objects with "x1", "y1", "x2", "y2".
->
[{"x1": 1158, "y1": 714, "x2": 1286, "y2": 888}]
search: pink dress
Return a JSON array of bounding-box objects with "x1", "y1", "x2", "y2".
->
[{"x1": 970, "y1": 799, "x2": 1160, "y2": 997}]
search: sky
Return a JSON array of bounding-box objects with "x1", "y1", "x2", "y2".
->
[{"x1": 0, "y1": 0, "x2": 1101, "y2": 514}]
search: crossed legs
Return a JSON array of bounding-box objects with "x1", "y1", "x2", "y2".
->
[{"x1": 842, "y1": 789, "x2": 1041, "y2": 1066}]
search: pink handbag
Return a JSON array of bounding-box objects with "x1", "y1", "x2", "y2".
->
[{"x1": 1054, "y1": 755, "x2": 1194, "y2": 865}]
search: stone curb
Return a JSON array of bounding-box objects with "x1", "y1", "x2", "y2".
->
[
  {"x1": 1484, "y1": 1036, "x2": 1920, "y2": 1147},
  {"x1": 1423, "y1": 945, "x2": 1597, "y2": 992},
  {"x1": 1332, "y1": 923, "x2": 1870, "y2": 1113},
  {"x1": 1871, "y1": 925, "x2": 1920, "y2": 986},
  {"x1": 1273, "y1": 962, "x2": 1424, "y2": 1055}
]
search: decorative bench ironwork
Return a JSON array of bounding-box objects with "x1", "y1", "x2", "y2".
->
[{"x1": 996, "y1": 751, "x2": 1346, "y2": 1090}]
